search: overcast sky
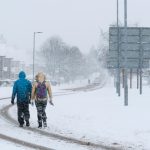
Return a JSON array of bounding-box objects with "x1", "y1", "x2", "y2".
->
[{"x1": 0, "y1": 0, "x2": 150, "y2": 57}]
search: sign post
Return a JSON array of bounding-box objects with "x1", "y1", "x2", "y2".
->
[
  {"x1": 108, "y1": 26, "x2": 150, "y2": 105},
  {"x1": 123, "y1": 0, "x2": 128, "y2": 105}
]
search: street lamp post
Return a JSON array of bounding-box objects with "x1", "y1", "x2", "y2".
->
[{"x1": 33, "y1": 32, "x2": 42, "y2": 82}]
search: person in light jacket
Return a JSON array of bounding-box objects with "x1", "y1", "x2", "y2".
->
[{"x1": 31, "y1": 72, "x2": 53, "y2": 128}]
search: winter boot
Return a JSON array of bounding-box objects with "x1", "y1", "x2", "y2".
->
[
  {"x1": 43, "y1": 118, "x2": 47, "y2": 127},
  {"x1": 43, "y1": 121, "x2": 47, "y2": 127},
  {"x1": 26, "y1": 120, "x2": 30, "y2": 127},
  {"x1": 38, "y1": 121, "x2": 42, "y2": 128},
  {"x1": 19, "y1": 124, "x2": 23, "y2": 127}
]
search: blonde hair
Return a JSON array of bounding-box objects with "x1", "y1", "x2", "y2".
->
[{"x1": 36, "y1": 72, "x2": 46, "y2": 82}]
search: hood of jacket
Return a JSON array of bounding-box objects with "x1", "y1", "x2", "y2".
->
[{"x1": 19, "y1": 71, "x2": 26, "y2": 79}]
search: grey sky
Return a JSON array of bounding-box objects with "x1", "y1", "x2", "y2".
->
[{"x1": 0, "y1": 0, "x2": 150, "y2": 59}]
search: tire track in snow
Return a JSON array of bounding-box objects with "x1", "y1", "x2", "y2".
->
[
  {"x1": 0, "y1": 133, "x2": 54, "y2": 150},
  {"x1": 1, "y1": 104, "x2": 124, "y2": 150},
  {"x1": 0, "y1": 84, "x2": 125, "y2": 150}
]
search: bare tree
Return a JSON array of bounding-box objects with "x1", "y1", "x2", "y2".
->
[{"x1": 38, "y1": 36, "x2": 86, "y2": 82}]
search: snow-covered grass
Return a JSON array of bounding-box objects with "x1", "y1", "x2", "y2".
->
[
  {"x1": 1, "y1": 79, "x2": 150, "y2": 149},
  {"x1": 45, "y1": 84, "x2": 150, "y2": 149},
  {"x1": 0, "y1": 139, "x2": 34, "y2": 150},
  {"x1": 0, "y1": 87, "x2": 12, "y2": 98}
]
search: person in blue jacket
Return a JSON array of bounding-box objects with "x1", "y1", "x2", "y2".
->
[{"x1": 11, "y1": 71, "x2": 32, "y2": 127}]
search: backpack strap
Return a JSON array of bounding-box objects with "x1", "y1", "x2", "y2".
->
[{"x1": 36, "y1": 81, "x2": 46, "y2": 87}]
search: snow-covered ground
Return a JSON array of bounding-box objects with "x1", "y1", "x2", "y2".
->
[
  {"x1": 0, "y1": 139, "x2": 33, "y2": 150},
  {"x1": 1, "y1": 79, "x2": 150, "y2": 149}
]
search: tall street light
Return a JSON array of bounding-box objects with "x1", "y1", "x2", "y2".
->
[{"x1": 33, "y1": 32, "x2": 43, "y2": 82}]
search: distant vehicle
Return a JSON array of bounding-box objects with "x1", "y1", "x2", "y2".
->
[{"x1": 93, "y1": 77, "x2": 101, "y2": 85}]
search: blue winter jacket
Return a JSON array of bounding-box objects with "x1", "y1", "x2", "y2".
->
[{"x1": 12, "y1": 71, "x2": 32, "y2": 103}]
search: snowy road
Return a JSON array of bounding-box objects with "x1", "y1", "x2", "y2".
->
[
  {"x1": 0, "y1": 83, "x2": 125, "y2": 150},
  {"x1": 0, "y1": 103, "x2": 122, "y2": 150},
  {"x1": 1, "y1": 81, "x2": 148, "y2": 150}
]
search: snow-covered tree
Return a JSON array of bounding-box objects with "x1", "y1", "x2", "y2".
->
[{"x1": 39, "y1": 36, "x2": 85, "y2": 82}]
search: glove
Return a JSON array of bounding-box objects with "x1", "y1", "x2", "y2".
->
[
  {"x1": 11, "y1": 97, "x2": 14, "y2": 105},
  {"x1": 11, "y1": 99, "x2": 14, "y2": 105},
  {"x1": 28, "y1": 93, "x2": 31, "y2": 104},
  {"x1": 49, "y1": 100, "x2": 54, "y2": 106},
  {"x1": 28, "y1": 99, "x2": 31, "y2": 104},
  {"x1": 31, "y1": 100, "x2": 34, "y2": 106},
  {"x1": 49, "y1": 98, "x2": 54, "y2": 106}
]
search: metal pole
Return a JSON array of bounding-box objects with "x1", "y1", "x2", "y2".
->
[
  {"x1": 124, "y1": 0, "x2": 128, "y2": 106},
  {"x1": 137, "y1": 69, "x2": 139, "y2": 89},
  {"x1": 130, "y1": 69, "x2": 132, "y2": 88},
  {"x1": 116, "y1": 0, "x2": 121, "y2": 96},
  {"x1": 139, "y1": 29, "x2": 143, "y2": 95},
  {"x1": 33, "y1": 32, "x2": 35, "y2": 82},
  {"x1": 140, "y1": 69, "x2": 142, "y2": 94},
  {"x1": 122, "y1": 69, "x2": 125, "y2": 88},
  {"x1": 117, "y1": 0, "x2": 119, "y2": 26},
  {"x1": 33, "y1": 32, "x2": 43, "y2": 82}
]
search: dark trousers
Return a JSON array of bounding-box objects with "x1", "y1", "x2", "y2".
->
[
  {"x1": 17, "y1": 101, "x2": 30, "y2": 125},
  {"x1": 35, "y1": 100, "x2": 47, "y2": 123}
]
